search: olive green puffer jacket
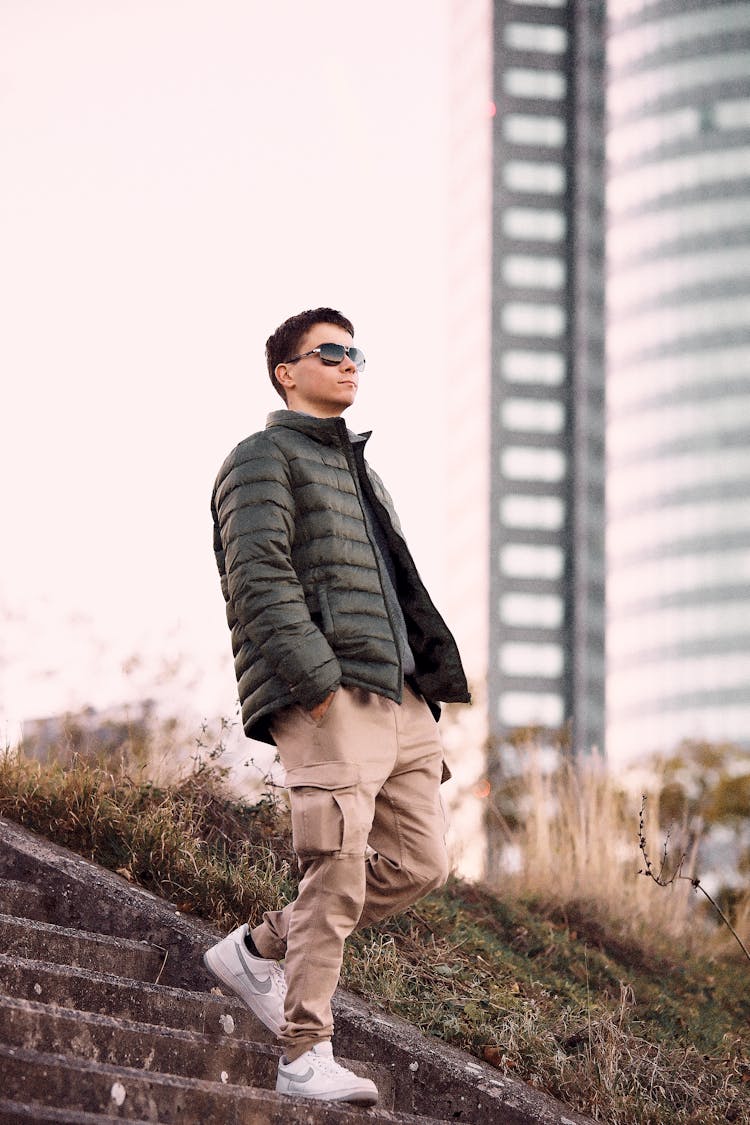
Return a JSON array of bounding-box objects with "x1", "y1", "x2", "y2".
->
[{"x1": 211, "y1": 410, "x2": 470, "y2": 744}]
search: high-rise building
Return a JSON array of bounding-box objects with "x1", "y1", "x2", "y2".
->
[
  {"x1": 606, "y1": 0, "x2": 750, "y2": 763},
  {"x1": 489, "y1": 0, "x2": 607, "y2": 756}
]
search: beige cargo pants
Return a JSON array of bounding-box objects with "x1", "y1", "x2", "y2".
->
[{"x1": 250, "y1": 684, "x2": 449, "y2": 1059}]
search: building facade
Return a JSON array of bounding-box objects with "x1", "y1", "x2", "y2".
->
[
  {"x1": 489, "y1": 0, "x2": 607, "y2": 756},
  {"x1": 606, "y1": 0, "x2": 750, "y2": 762}
]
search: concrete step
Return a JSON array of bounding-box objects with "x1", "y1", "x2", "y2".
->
[
  {"x1": 0, "y1": 913, "x2": 164, "y2": 982},
  {"x1": 0, "y1": 1044, "x2": 451, "y2": 1124},
  {"x1": 0, "y1": 993, "x2": 394, "y2": 1110},
  {"x1": 0, "y1": 879, "x2": 49, "y2": 922},
  {"x1": 0, "y1": 952, "x2": 269, "y2": 1041},
  {"x1": 0, "y1": 1099, "x2": 153, "y2": 1124}
]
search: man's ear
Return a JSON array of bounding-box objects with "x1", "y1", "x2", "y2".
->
[{"x1": 275, "y1": 363, "x2": 295, "y2": 392}]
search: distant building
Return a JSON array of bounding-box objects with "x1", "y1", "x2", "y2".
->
[
  {"x1": 606, "y1": 0, "x2": 750, "y2": 762},
  {"x1": 489, "y1": 0, "x2": 607, "y2": 757}
]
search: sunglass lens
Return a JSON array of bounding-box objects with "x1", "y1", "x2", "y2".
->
[
  {"x1": 349, "y1": 348, "x2": 365, "y2": 370},
  {"x1": 319, "y1": 343, "x2": 346, "y2": 365}
]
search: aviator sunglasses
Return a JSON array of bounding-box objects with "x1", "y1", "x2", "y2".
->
[{"x1": 283, "y1": 342, "x2": 366, "y2": 371}]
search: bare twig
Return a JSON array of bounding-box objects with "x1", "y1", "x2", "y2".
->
[{"x1": 638, "y1": 796, "x2": 750, "y2": 966}]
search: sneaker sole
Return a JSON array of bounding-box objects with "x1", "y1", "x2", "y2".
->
[
  {"x1": 202, "y1": 949, "x2": 283, "y2": 1035},
  {"x1": 276, "y1": 1087, "x2": 378, "y2": 1106}
]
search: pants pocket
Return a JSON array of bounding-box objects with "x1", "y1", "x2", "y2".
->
[{"x1": 286, "y1": 761, "x2": 362, "y2": 857}]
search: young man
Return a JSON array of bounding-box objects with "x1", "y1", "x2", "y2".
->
[{"x1": 204, "y1": 308, "x2": 470, "y2": 1106}]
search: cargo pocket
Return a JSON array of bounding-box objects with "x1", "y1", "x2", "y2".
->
[{"x1": 285, "y1": 761, "x2": 361, "y2": 857}]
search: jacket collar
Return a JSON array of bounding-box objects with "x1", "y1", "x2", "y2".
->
[{"x1": 266, "y1": 410, "x2": 372, "y2": 450}]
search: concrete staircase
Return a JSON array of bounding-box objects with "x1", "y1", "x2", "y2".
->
[{"x1": 0, "y1": 816, "x2": 594, "y2": 1124}]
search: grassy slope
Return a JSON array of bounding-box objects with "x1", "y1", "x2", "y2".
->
[{"x1": 0, "y1": 749, "x2": 748, "y2": 1125}]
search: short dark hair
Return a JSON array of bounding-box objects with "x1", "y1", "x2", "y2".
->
[{"x1": 265, "y1": 307, "x2": 355, "y2": 402}]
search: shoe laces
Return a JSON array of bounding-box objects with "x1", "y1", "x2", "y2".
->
[
  {"x1": 310, "y1": 1047, "x2": 349, "y2": 1079},
  {"x1": 269, "y1": 959, "x2": 287, "y2": 999}
]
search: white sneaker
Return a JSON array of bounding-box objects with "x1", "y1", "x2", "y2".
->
[
  {"x1": 203, "y1": 923, "x2": 286, "y2": 1035},
  {"x1": 276, "y1": 1041, "x2": 378, "y2": 1105}
]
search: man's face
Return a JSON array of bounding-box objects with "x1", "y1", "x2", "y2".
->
[{"x1": 276, "y1": 322, "x2": 359, "y2": 417}]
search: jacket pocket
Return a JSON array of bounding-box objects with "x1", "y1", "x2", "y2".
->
[{"x1": 317, "y1": 585, "x2": 336, "y2": 641}]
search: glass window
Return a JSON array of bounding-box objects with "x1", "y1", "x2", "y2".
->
[
  {"x1": 715, "y1": 97, "x2": 750, "y2": 131},
  {"x1": 608, "y1": 652, "x2": 750, "y2": 713},
  {"x1": 608, "y1": 447, "x2": 750, "y2": 512},
  {"x1": 503, "y1": 113, "x2": 566, "y2": 148},
  {"x1": 502, "y1": 207, "x2": 566, "y2": 242},
  {"x1": 608, "y1": 295, "x2": 750, "y2": 362},
  {"x1": 609, "y1": 198, "x2": 750, "y2": 266},
  {"x1": 609, "y1": 147, "x2": 750, "y2": 216},
  {"x1": 608, "y1": 498, "x2": 750, "y2": 566},
  {"x1": 608, "y1": 599, "x2": 750, "y2": 662},
  {"x1": 504, "y1": 68, "x2": 566, "y2": 101},
  {"x1": 500, "y1": 592, "x2": 564, "y2": 628},
  {"x1": 504, "y1": 160, "x2": 566, "y2": 194},
  {"x1": 607, "y1": 346, "x2": 750, "y2": 413},
  {"x1": 509, "y1": 0, "x2": 566, "y2": 7},
  {"x1": 502, "y1": 302, "x2": 566, "y2": 338},
  {"x1": 500, "y1": 691, "x2": 565, "y2": 727},
  {"x1": 501, "y1": 542, "x2": 565, "y2": 579},
  {"x1": 503, "y1": 254, "x2": 565, "y2": 290},
  {"x1": 501, "y1": 642, "x2": 564, "y2": 678},
  {"x1": 504, "y1": 23, "x2": 568, "y2": 54},
  {"x1": 501, "y1": 494, "x2": 566, "y2": 530},
  {"x1": 607, "y1": 107, "x2": 699, "y2": 168},
  {"x1": 609, "y1": 5, "x2": 750, "y2": 71},
  {"x1": 502, "y1": 397, "x2": 565, "y2": 433},
  {"x1": 608, "y1": 246, "x2": 750, "y2": 313},
  {"x1": 607, "y1": 548, "x2": 750, "y2": 611},
  {"x1": 501, "y1": 349, "x2": 566, "y2": 384},
  {"x1": 609, "y1": 53, "x2": 750, "y2": 120},
  {"x1": 608, "y1": 395, "x2": 750, "y2": 461},
  {"x1": 502, "y1": 445, "x2": 566, "y2": 482}
]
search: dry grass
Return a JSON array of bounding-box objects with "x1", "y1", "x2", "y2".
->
[{"x1": 0, "y1": 731, "x2": 748, "y2": 1124}]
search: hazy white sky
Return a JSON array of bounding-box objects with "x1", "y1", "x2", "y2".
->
[{"x1": 1, "y1": 1, "x2": 483, "y2": 737}]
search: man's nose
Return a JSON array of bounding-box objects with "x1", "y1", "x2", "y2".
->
[{"x1": 340, "y1": 351, "x2": 357, "y2": 373}]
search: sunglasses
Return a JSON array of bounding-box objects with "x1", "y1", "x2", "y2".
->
[{"x1": 283, "y1": 343, "x2": 366, "y2": 371}]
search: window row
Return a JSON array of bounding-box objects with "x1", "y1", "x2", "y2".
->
[
  {"x1": 607, "y1": 650, "x2": 750, "y2": 711},
  {"x1": 608, "y1": 496, "x2": 750, "y2": 564},
  {"x1": 500, "y1": 542, "x2": 565, "y2": 580},
  {"x1": 508, "y1": 0, "x2": 566, "y2": 8},
  {"x1": 608, "y1": 598, "x2": 750, "y2": 662},
  {"x1": 607, "y1": 345, "x2": 750, "y2": 412},
  {"x1": 502, "y1": 301, "x2": 567, "y2": 338},
  {"x1": 608, "y1": 446, "x2": 750, "y2": 512},
  {"x1": 606, "y1": 704, "x2": 750, "y2": 762},
  {"x1": 500, "y1": 494, "x2": 566, "y2": 531},
  {"x1": 609, "y1": 51, "x2": 750, "y2": 120},
  {"x1": 504, "y1": 22, "x2": 568, "y2": 55},
  {"x1": 502, "y1": 445, "x2": 567, "y2": 483},
  {"x1": 608, "y1": 4, "x2": 750, "y2": 72},
  {"x1": 609, "y1": 197, "x2": 750, "y2": 265},
  {"x1": 503, "y1": 253, "x2": 566, "y2": 290},
  {"x1": 503, "y1": 112, "x2": 566, "y2": 148},
  {"x1": 608, "y1": 546, "x2": 750, "y2": 611},
  {"x1": 607, "y1": 393, "x2": 750, "y2": 461},
  {"x1": 608, "y1": 146, "x2": 750, "y2": 216},
  {"x1": 501, "y1": 349, "x2": 566, "y2": 385},
  {"x1": 504, "y1": 68, "x2": 566, "y2": 101},
  {"x1": 607, "y1": 295, "x2": 750, "y2": 364},
  {"x1": 502, "y1": 396, "x2": 565, "y2": 433},
  {"x1": 608, "y1": 245, "x2": 750, "y2": 313},
  {"x1": 499, "y1": 691, "x2": 565, "y2": 728},
  {"x1": 609, "y1": 98, "x2": 750, "y2": 167},
  {"x1": 500, "y1": 592, "x2": 565, "y2": 629},
  {"x1": 504, "y1": 160, "x2": 566, "y2": 195},
  {"x1": 502, "y1": 206, "x2": 567, "y2": 242},
  {"x1": 500, "y1": 641, "x2": 565, "y2": 678}
]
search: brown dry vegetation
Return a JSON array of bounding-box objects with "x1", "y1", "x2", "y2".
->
[{"x1": 0, "y1": 730, "x2": 748, "y2": 1124}]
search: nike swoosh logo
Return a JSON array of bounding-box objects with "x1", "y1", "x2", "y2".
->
[
  {"x1": 281, "y1": 1067, "x2": 315, "y2": 1083},
  {"x1": 237, "y1": 942, "x2": 273, "y2": 994}
]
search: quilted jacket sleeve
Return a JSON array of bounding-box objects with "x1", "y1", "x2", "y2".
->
[{"x1": 212, "y1": 435, "x2": 341, "y2": 708}]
